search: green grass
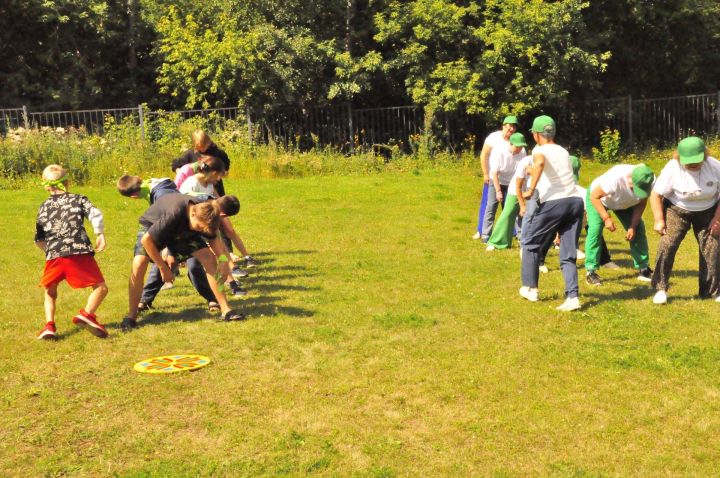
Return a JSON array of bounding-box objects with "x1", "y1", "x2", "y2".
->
[{"x1": 2, "y1": 160, "x2": 720, "y2": 476}]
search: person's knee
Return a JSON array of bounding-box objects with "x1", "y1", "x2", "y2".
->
[
  {"x1": 45, "y1": 287, "x2": 58, "y2": 300},
  {"x1": 95, "y1": 282, "x2": 109, "y2": 295}
]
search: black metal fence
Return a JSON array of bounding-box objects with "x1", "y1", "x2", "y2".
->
[{"x1": 3, "y1": 92, "x2": 720, "y2": 152}]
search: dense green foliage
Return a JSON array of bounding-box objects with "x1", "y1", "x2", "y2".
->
[{"x1": 3, "y1": 1, "x2": 720, "y2": 116}]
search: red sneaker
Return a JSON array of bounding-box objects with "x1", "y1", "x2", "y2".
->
[
  {"x1": 72, "y1": 310, "x2": 108, "y2": 338},
  {"x1": 37, "y1": 322, "x2": 57, "y2": 340}
]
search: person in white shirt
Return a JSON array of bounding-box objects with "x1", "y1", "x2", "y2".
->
[
  {"x1": 584, "y1": 164, "x2": 655, "y2": 286},
  {"x1": 649, "y1": 136, "x2": 720, "y2": 304},
  {"x1": 483, "y1": 132, "x2": 526, "y2": 247},
  {"x1": 473, "y1": 115, "x2": 519, "y2": 241},
  {"x1": 519, "y1": 115, "x2": 584, "y2": 311}
]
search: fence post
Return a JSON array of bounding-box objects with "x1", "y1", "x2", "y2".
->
[
  {"x1": 627, "y1": 95, "x2": 633, "y2": 149},
  {"x1": 246, "y1": 107, "x2": 253, "y2": 145},
  {"x1": 717, "y1": 91, "x2": 720, "y2": 135},
  {"x1": 138, "y1": 104, "x2": 145, "y2": 140},
  {"x1": 22, "y1": 105, "x2": 29, "y2": 130},
  {"x1": 347, "y1": 102, "x2": 354, "y2": 153}
]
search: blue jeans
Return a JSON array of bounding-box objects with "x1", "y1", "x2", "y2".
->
[
  {"x1": 521, "y1": 197, "x2": 584, "y2": 298},
  {"x1": 481, "y1": 183, "x2": 508, "y2": 238},
  {"x1": 140, "y1": 257, "x2": 216, "y2": 305}
]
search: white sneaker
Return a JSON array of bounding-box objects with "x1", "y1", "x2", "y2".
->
[
  {"x1": 519, "y1": 286, "x2": 539, "y2": 302},
  {"x1": 653, "y1": 290, "x2": 667, "y2": 304},
  {"x1": 486, "y1": 244, "x2": 495, "y2": 251},
  {"x1": 715, "y1": 295, "x2": 720, "y2": 303},
  {"x1": 519, "y1": 248, "x2": 523, "y2": 259},
  {"x1": 160, "y1": 281, "x2": 174, "y2": 290},
  {"x1": 602, "y1": 261, "x2": 620, "y2": 269},
  {"x1": 538, "y1": 265, "x2": 549, "y2": 274},
  {"x1": 556, "y1": 297, "x2": 581, "y2": 311},
  {"x1": 576, "y1": 249, "x2": 586, "y2": 260},
  {"x1": 472, "y1": 232, "x2": 481, "y2": 240}
]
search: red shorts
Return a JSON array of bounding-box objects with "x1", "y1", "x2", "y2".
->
[{"x1": 40, "y1": 254, "x2": 105, "y2": 289}]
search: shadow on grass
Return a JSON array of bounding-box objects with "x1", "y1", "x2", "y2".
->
[{"x1": 117, "y1": 249, "x2": 319, "y2": 329}]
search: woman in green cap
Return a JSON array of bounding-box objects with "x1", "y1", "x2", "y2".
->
[{"x1": 650, "y1": 136, "x2": 720, "y2": 304}]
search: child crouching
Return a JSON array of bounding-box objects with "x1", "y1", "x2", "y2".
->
[{"x1": 35, "y1": 165, "x2": 109, "y2": 339}]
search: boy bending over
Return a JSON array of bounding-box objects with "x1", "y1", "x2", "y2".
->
[
  {"x1": 123, "y1": 193, "x2": 244, "y2": 330},
  {"x1": 35, "y1": 165, "x2": 109, "y2": 339}
]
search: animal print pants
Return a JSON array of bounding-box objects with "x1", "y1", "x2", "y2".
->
[{"x1": 651, "y1": 202, "x2": 720, "y2": 298}]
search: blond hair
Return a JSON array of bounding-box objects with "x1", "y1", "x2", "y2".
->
[
  {"x1": 190, "y1": 201, "x2": 221, "y2": 236},
  {"x1": 41, "y1": 164, "x2": 69, "y2": 191},
  {"x1": 192, "y1": 130, "x2": 212, "y2": 151}
]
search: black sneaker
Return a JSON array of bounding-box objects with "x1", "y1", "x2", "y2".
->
[
  {"x1": 121, "y1": 316, "x2": 138, "y2": 332},
  {"x1": 231, "y1": 266, "x2": 249, "y2": 279},
  {"x1": 637, "y1": 267, "x2": 653, "y2": 282},
  {"x1": 228, "y1": 280, "x2": 248, "y2": 296},
  {"x1": 586, "y1": 271, "x2": 603, "y2": 286},
  {"x1": 244, "y1": 256, "x2": 259, "y2": 268}
]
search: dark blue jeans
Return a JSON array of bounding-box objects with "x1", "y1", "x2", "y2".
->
[
  {"x1": 521, "y1": 196, "x2": 584, "y2": 298},
  {"x1": 140, "y1": 257, "x2": 216, "y2": 305}
]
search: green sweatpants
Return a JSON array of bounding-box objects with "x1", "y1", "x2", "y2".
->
[
  {"x1": 585, "y1": 189, "x2": 649, "y2": 272},
  {"x1": 487, "y1": 194, "x2": 520, "y2": 249}
]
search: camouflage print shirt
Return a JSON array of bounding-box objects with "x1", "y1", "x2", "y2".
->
[{"x1": 35, "y1": 193, "x2": 104, "y2": 261}]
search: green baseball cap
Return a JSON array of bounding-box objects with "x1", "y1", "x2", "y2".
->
[
  {"x1": 503, "y1": 115, "x2": 519, "y2": 126},
  {"x1": 530, "y1": 115, "x2": 556, "y2": 135},
  {"x1": 677, "y1": 136, "x2": 706, "y2": 165},
  {"x1": 631, "y1": 165, "x2": 654, "y2": 199},
  {"x1": 569, "y1": 155, "x2": 580, "y2": 182},
  {"x1": 509, "y1": 132, "x2": 527, "y2": 147}
]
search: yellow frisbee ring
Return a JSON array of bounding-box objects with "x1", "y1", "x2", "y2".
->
[{"x1": 133, "y1": 355, "x2": 211, "y2": 374}]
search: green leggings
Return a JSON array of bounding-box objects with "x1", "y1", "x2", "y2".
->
[
  {"x1": 585, "y1": 190, "x2": 649, "y2": 272},
  {"x1": 487, "y1": 194, "x2": 520, "y2": 249}
]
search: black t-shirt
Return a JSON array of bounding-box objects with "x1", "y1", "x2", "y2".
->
[
  {"x1": 170, "y1": 144, "x2": 230, "y2": 172},
  {"x1": 139, "y1": 194, "x2": 214, "y2": 249}
]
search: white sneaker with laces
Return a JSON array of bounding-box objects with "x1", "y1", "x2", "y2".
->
[
  {"x1": 576, "y1": 249, "x2": 586, "y2": 260},
  {"x1": 538, "y1": 265, "x2": 549, "y2": 274},
  {"x1": 556, "y1": 297, "x2": 581, "y2": 311},
  {"x1": 602, "y1": 261, "x2": 620, "y2": 269},
  {"x1": 653, "y1": 290, "x2": 667, "y2": 304},
  {"x1": 472, "y1": 232, "x2": 481, "y2": 240},
  {"x1": 486, "y1": 244, "x2": 495, "y2": 251},
  {"x1": 519, "y1": 286, "x2": 539, "y2": 302}
]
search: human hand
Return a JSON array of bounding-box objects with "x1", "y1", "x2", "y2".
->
[
  {"x1": 625, "y1": 227, "x2": 635, "y2": 241},
  {"x1": 159, "y1": 264, "x2": 175, "y2": 283},
  {"x1": 604, "y1": 217, "x2": 617, "y2": 232},
  {"x1": 711, "y1": 220, "x2": 720, "y2": 238},
  {"x1": 496, "y1": 191, "x2": 503, "y2": 202},
  {"x1": 165, "y1": 254, "x2": 176, "y2": 270},
  {"x1": 654, "y1": 220, "x2": 666, "y2": 236},
  {"x1": 95, "y1": 234, "x2": 106, "y2": 252},
  {"x1": 519, "y1": 206, "x2": 526, "y2": 217},
  {"x1": 522, "y1": 189, "x2": 534, "y2": 199}
]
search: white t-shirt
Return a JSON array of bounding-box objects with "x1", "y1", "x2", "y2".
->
[
  {"x1": 653, "y1": 156, "x2": 720, "y2": 211},
  {"x1": 179, "y1": 175, "x2": 216, "y2": 198},
  {"x1": 589, "y1": 164, "x2": 643, "y2": 211},
  {"x1": 484, "y1": 130, "x2": 509, "y2": 150},
  {"x1": 508, "y1": 156, "x2": 533, "y2": 196},
  {"x1": 532, "y1": 143, "x2": 580, "y2": 203},
  {"x1": 490, "y1": 147, "x2": 526, "y2": 186}
]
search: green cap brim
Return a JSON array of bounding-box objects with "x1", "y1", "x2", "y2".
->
[
  {"x1": 679, "y1": 152, "x2": 704, "y2": 165},
  {"x1": 633, "y1": 185, "x2": 650, "y2": 199}
]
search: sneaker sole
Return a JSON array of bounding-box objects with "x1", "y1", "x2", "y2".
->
[
  {"x1": 38, "y1": 331, "x2": 57, "y2": 340},
  {"x1": 73, "y1": 316, "x2": 108, "y2": 338},
  {"x1": 232, "y1": 272, "x2": 249, "y2": 279},
  {"x1": 637, "y1": 277, "x2": 652, "y2": 282}
]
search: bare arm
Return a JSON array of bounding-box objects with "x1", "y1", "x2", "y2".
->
[
  {"x1": 480, "y1": 144, "x2": 492, "y2": 184},
  {"x1": 492, "y1": 171, "x2": 502, "y2": 201},
  {"x1": 516, "y1": 176, "x2": 527, "y2": 216},
  {"x1": 35, "y1": 240, "x2": 46, "y2": 252},
  {"x1": 649, "y1": 191, "x2": 666, "y2": 235},
  {"x1": 207, "y1": 235, "x2": 232, "y2": 283},
  {"x1": 141, "y1": 233, "x2": 174, "y2": 282},
  {"x1": 220, "y1": 217, "x2": 250, "y2": 257},
  {"x1": 589, "y1": 186, "x2": 616, "y2": 232},
  {"x1": 523, "y1": 153, "x2": 545, "y2": 199}
]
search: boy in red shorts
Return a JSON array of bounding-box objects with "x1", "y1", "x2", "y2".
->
[{"x1": 35, "y1": 165, "x2": 109, "y2": 339}]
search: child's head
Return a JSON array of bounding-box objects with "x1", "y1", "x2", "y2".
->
[
  {"x1": 189, "y1": 200, "x2": 221, "y2": 236},
  {"x1": 216, "y1": 195, "x2": 240, "y2": 217},
  {"x1": 41, "y1": 164, "x2": 69, "y2": 193},
  {"x1": 197, "y1": 155, "x2": 226, "y2": 184},
  {"x1": 117, "y1": 175, "x2": 143, "y2": 197},
  {"x1": 192, "y1": 130, "x2": 212, "y2": 153}
]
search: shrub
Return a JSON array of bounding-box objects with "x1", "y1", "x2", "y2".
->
[{"x1": 592, "y1": 128, "x2": 622, "y2": 163}]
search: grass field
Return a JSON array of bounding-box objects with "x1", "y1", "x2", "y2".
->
[{"x1": 2, "y1": 161, "x2": 720, "y2": 476}]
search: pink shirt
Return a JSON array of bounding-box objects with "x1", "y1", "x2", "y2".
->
[{"x1": 174, "y1": 162, "x2": 199, "y2": 190}]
